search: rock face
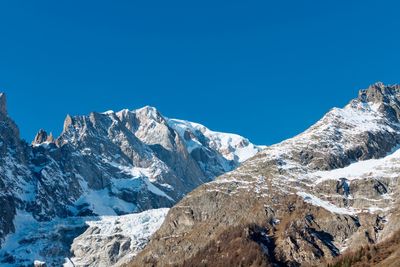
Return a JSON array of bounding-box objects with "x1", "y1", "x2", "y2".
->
[
  {"x1": 0, "y1": 99, "x2": 262, "y2": 266},
  {"x1": 131, "y1": 83, "x2": 400, "y2": 266},
  {"x1": 0, "y1": 95, "x2": 29, "y2": 249}
]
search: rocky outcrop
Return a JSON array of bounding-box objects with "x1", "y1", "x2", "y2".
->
[{"x1": 131, "y1": 83, "x2": 400, "y2": 266}]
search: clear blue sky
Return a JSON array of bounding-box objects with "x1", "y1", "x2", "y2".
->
[{"x1": 1, "y1": 1, "x2": 399, "y2": 145}]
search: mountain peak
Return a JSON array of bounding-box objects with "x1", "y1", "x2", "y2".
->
[
  {"x1": 355, "y1": 82, "x2": 400, "y2": 123},
  {"x1": 134, "y1": 105, "x2": 164, "y2": 123},
  {"x1": 32, "y1": 129, "x2": 54, "y2": 145},
  {"x1": 369, "y1": 81, "x2": 385, "y2": 89},
  {"x1": 358, "y1": 82, "x2": 400, "y2": 104},
  {"x1": 0, "y1": 92, "x2": 7, "y2": 115},
  {"x1": 135, "y1": 105, "x2": 159, "y2": 115}
]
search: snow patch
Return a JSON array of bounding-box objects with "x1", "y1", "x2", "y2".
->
[
  {"x1": 297, "y1": 192, "x2": 357, "y2": 215},
  {"x1": 310, "y1": 147, "x2": 400, "y2": 184}
]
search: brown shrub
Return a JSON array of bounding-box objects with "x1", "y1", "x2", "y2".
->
[
  {"x1": 181, "y1": 224, "x2": 276, "y2": 267},
  {"x1": 327, "y1": 229, "x2": 400, "y2": 267}
]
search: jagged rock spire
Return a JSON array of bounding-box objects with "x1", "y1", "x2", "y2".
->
[
  {"x1": 32, "y1": 129, "x2": 54, "y2": 145},
  {"x1": 63, "y1": 114, "x2": 73, "y2": 132},
  {"x1": 0, "y1": 93, "x2": 7, "y2": 115}
]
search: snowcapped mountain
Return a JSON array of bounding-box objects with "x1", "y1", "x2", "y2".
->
[
  {"x1": 131, "y1": 83, "x2": 400, "y2": 266},
  {"x1": 0, "y1": 96, "x2": 262, "y2": 266}
]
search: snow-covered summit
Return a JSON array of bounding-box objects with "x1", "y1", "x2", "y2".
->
[{"x1": 167, "y1": 118, "x2": 263, "y2": 164}]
